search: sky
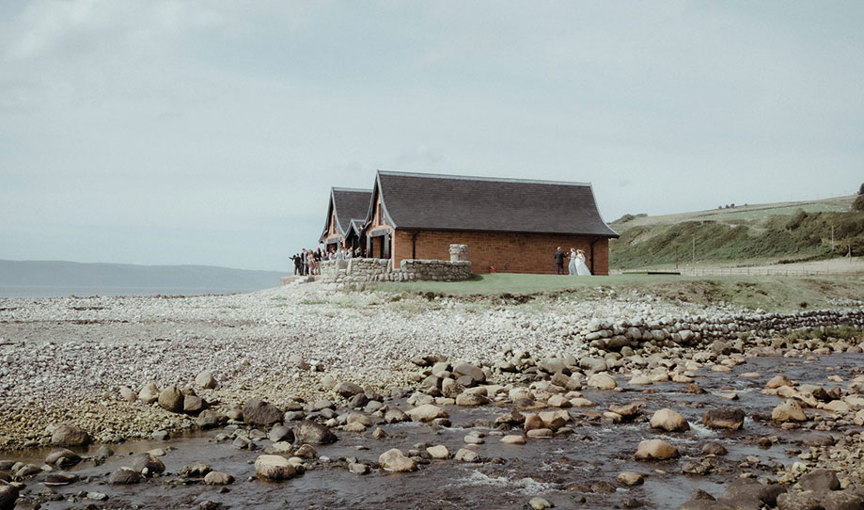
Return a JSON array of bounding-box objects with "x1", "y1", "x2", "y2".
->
[{"x1": 1, "y1": 1, "x2": 862, "y2": 271}]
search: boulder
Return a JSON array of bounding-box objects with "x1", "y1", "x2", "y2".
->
[
  {"x1": 456, "y1": 392, "x2": 489, "y2": 406},
  {"x1": 773, "y1": 401, "x2": 807, "y2": 422},
  {"x1": 203, "y1": 471, "x2": 234, "y2": 485},
  {"x1": 196, "y1": 410, "x2": 227, "y2": 429},
  {"x1": 45, "y1": 448, "x2": 81, "y2": 466},
  {"x1": 268, "y1": 424, "x2": 295, "y2": 443},
  {"x1": 51, "y1": 424, "x2": 90, "y2": 446},
  {"x1": 158, "y1": 386, "x2": 184, "y2": 413},
  {"x1": 119, "y1": 386, "x2": 136, "y2": 402},
  {"x1": 587, "y1": 373, "x2": 617, "y2": 390},
  {"x1": 44, "y1": 473, "x2": 79, "y2": 486},
  {"x1": 179, "y1": 464, "x2": 211, "y2": 477},
  {"x1": 426, "y1": 445, "x2": 450, "y2": 459},
  {"x1": 383, "y1": 407, "x2": 409, "y2": 423},
  {"x1": 618, "y1": 471, "x2": 645, "y2": 486},
  {"x1": 721, "y1": 478, "x2": 786, "y2": 508},
  {"x1": 138, "y1": 383, "x2": 159, "y2": 403},
  {"x1": 538, "y1": 410, "x2": 570, "y2": 430},
  {"x1": 131, "y1": 453, "x2": 165, "y2": 475},
  {"x1": 183, "y1": 395, "x2": 205, "y2": 414},
  {"x1": 702, "y1": 409, "x2": 745, "y2": 430},
  {"x1": 798, "y1": 470, "x2": 840, "y2": 492},
  {"x1": 242, "y1": 399, "x2": 283, "y2": 426},
  {"x1": 406, "y1": 404, "x2": 448, "y2": 422},
  {"x1": 255, "y1": 455, "x2": 298, "y2": 480},
  {"x1": 455, "y1": 448, "x2": 480, "y2": 462},
  {"x1": 650, "y1": 408, "x2": 690, "y2": 432},
  {"x1": 109, "y1": 467, "x2": 143, "y2": 485},
  {"x1": 378, "y1": 448, "x2": 416, "y2": 472},
  {"x1": 635, "y1": 439, "x2": 678, "y2": 460},
  {"x1": 195, "y1": 371, "x2": 218, "y2": 389},
  {"x1": 766, "y1": 375, "x2": 794, "y2": 389},
  {"x1": 293, "y1": 420, "x2": 337, "y2": 444},
  {"x1": 0, "y1": 484, "x2": 18, "y2": 510},
  {"x1": 501, "y1": 435, "x2": 526, "y2": 445},
  {"x1": 334, "y1": 381, "x2": 364, "y2": 398},
  {"x1": 452, "y1": 363, "x2": 485, "y2": 384}
]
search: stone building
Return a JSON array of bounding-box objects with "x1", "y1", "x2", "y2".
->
[
  {"x1": 319, "y1": 187, "x2": 373, "y2": 252},
  {"x1": 360, "y1": 171, "x2": 618, "y2": 275}
]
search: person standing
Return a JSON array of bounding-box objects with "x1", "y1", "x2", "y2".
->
[
  {"x1": 554, "y1": 247, "x2": 566, "y2": 275},
  {"x1": 568, "y1": 248, "x2": 578, "y2": 275},
  {"x1": 575, "y1": 249, "x2": 592, "y2": 276}
]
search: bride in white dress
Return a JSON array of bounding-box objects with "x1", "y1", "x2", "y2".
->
[
  {"x1": 568, "y1": 248, "x2": 578, "y2": 275},
  {"x1": 574, "y1": 249, "x2": 592, "y2": 276}
]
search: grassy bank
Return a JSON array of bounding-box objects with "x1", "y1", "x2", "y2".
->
[{"x1": 372, "y1": 273, "x2": 864, "y2": 312}]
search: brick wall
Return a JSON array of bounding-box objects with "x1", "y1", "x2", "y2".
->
[{"x1": 392, "y1": 230, "x2": 610, "y2": 275}]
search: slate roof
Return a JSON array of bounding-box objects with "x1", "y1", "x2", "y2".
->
[
  {"x1": 375, "y1": 171, "x2": 618, "y2": 238},
  {"x1": 323, "y1": 188, "x2": 373, "y2": 239}
]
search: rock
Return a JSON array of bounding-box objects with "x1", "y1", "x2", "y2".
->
[
  {"x1": 0, "y1": 484, "x2": 18, "y2": 510},
  {"x1": 51, "y1": 424, "x2": 90, "y2": 446},
  {"x1": 580, "y1": 357, "x2": 607, "y2": 372},
  {"x1": 721, "y1": 479, "x2": 786, "y2": 508},
  {"x1": 132, "y1": 453, "x2": 165, "y2": 475},
  {"x1": 334, "y1": 381, "x2": 364, "y2": 397},
  {"x1": 183, "y1": 395, "x2": 205, "y2": 414},
  {"x1": 242, "y1": 399, "x2": 283, "y2": 425},
  {"x1": 196, "y1": 410, "x2": 227, "y2": 429},
  {"x1": 501, "y1": 435, "x2": 526, "y2": 445},
  {"x1": 650, "y1": 409, "x2": 690, "y2": 432},
  {"x1": 452, "y1": 363, "x2": 485, "y2": 384},
  {"x1": 798, "y1": 470, "x2": 840, "y2": 491},
  {"x1": 294, "y1": 444, "x2": 317, "y2": 459},
  {"x1": 456, "y1": 392, "x2": 488, "y2": 406},
  {"x1": 195, "y1": 371, "x2": 217, "y2": 389},
  {"x1": 384, "y1": 407, "x2": 409, "y2": 423},
  {"x1": 426, "y1": 445, "x2": 450, "y2": 459},
  {"x1": 629, "y1": 375, "x2": 653, "y2": 386},
  {"x1": 158, "y1": 386, "x2": 184, "y2": 413},
  {"x1": 378, "y1": 448, "x2": 416, "y2": 472},
  {"x1": 609, "y1": 402, "x2": 643, "y2": 419},
  {"x1": 529, "y1": 497, "x2": 553, "y2": 509},
  {"x1": 702, "y1": 409, "x2": 745, "y2": 430},
  {"x1": 538, "y1": 410, "x2": 570, "y2": 430},
  {"x1": 407, "y1": 404, "x2": 448, "y2": 422},
  {"x1": 348, "y1": 462, "x2": 370, "y2": 475},
  {"x1": 294, "y1": 420, "x2": 337, "y2": 444},
  {"x1": 618, "y1": 471, "x2": 645, "y2": 486},
  {"x1": 455, "y1": 448, "x2": 480, "y2": 462},
  {"x1": 773, "y1": 400, "x2": 807, "y2": 422},
  {"x1": 138, "y1": 383, "x2": 159, "y2": 403},
  {"x1": 179, "y1": 464, "x2": 211, "y2": 477},
  {"x1": 87, "y1": 492, "x2": 109, "y2": 501},
  {"x1": 587, "y1": 373, "x2": 617, "y2": 390},
  {"x1": 203, "y1": 471, "x2": 234, "y2": 485},
  {"x1": 766, "y1": 375, "x2": 794, "y2": 389},
  {"x1": 702, "y1": 442, "x2": 728, "y2": 456},
  {"x1": 802, "y1": 432, "x2": 835, "y2": 447},
  {"x1": 119, "y1": 386, "x2": 136, "y2": 402},
  {"x1": 268, "y1": 424, "x2": 295, "y2": 443},
  {"x1": 776, "y1": 490, "x2": 826, "y2": 510},
  {"x1": 635, "y1": 439, "x2": 678, "y2": 460},
  {"x1": 109, "y1": 467, "x2": 143, "y2": 485},
  {"x1": 45, "y1": 448, "x2": 81, "y2": 466},
  {"x1": 255, "y1": 455, "x2": 298, "y2": 480},
  {"x1": 44, "y1": 473, "x2": 79, "y2": 486}
]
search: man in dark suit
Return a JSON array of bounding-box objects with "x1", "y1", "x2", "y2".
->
[{"x1": 554, "y1": 247, "x2": 566, "y2": 275}]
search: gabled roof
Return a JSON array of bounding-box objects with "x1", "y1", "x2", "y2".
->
[
  {"x1": 321, "y1": 187, "x2": 373, "y2": 241},
  {"x1": 373, "y1": 171, "x2": 618, "y2": 238}
]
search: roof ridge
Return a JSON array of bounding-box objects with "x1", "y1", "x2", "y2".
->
[
  {"x1": 377, "y1": 170, "x2": 591, "y2": 187},
  {"x1": 332, "y1": 187, "x2": 373, "y2": 192}
]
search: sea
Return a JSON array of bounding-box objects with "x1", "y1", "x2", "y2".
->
[{"x1": 0, "y1": 286, "x2": 263, "y2": 298}]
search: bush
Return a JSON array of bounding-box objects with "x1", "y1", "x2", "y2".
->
[
  {"x1": 859, "y1": 182, "x2": 864, "y2": 195},
  {"x1": 853, "y1": 194, "x2": 864, "y2": 212}
]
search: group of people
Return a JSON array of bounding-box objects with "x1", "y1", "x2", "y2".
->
[
  {"x1": 554, "y1": 247, "x2": 592, "y2": 276},
  {"x1": 291, "y1": 246, "x2": 364, "y2": 275}
]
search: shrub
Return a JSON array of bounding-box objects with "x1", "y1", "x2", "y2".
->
[{"x1": 853, "y1": 194, "x2": 864, "y2": 212}]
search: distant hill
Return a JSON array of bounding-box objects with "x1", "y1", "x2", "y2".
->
[
  {"x1": 610, "y1": 194, "x2": 864, "y2": 270},
  {"x1": 0, "y1": 260, "x2": 286, "y2": 296}
]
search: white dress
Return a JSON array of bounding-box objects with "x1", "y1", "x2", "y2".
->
[
  {"x1": 575, "y1": 253, "x2": 592, "y2": 276},
  {"x1": 568, "y1": 251, "x2": 577, "y2": 275}
]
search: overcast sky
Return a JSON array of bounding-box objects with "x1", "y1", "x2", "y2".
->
[{"x1": 1, "y1": 1, "x2": 861, "y2": 271}]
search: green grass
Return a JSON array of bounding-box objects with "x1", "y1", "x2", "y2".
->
[{"x1": 371, "y1": 273, "x2": 864, "y2": 312}]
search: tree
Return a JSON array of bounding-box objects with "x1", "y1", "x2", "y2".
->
[
  {"x1": 859, "y1": 182, "x2": 864, "y2": 195},
  {"x1": 853, "y1": 194, "x2": 864, "y2": 211}
]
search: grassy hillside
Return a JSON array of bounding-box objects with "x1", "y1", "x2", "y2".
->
[
  {"x1": 372, "y1": 273, "x2": 864, "y2": 312},
  {"x1": 609, "y1": 195, "x2": 864, "y2": 270}
]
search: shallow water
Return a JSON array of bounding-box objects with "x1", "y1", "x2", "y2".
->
[{"x1": 3, "y1": 353, "x2": 862, "y2": 509}]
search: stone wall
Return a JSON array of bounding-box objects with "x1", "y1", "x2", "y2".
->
[
  {"x1": 581, "y1": 309, "x2": 864, "y2": 352},
  {"x1": 318, "y1": 256, "x2": 471, "y2": 285}
]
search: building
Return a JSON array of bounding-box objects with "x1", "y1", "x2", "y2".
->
[
  {"x1": 360, "y1": 171, "x2": 618, "y2": 275},
  {"x1": 319, "y1": 187, "x2": 373, "y2": 252}
]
